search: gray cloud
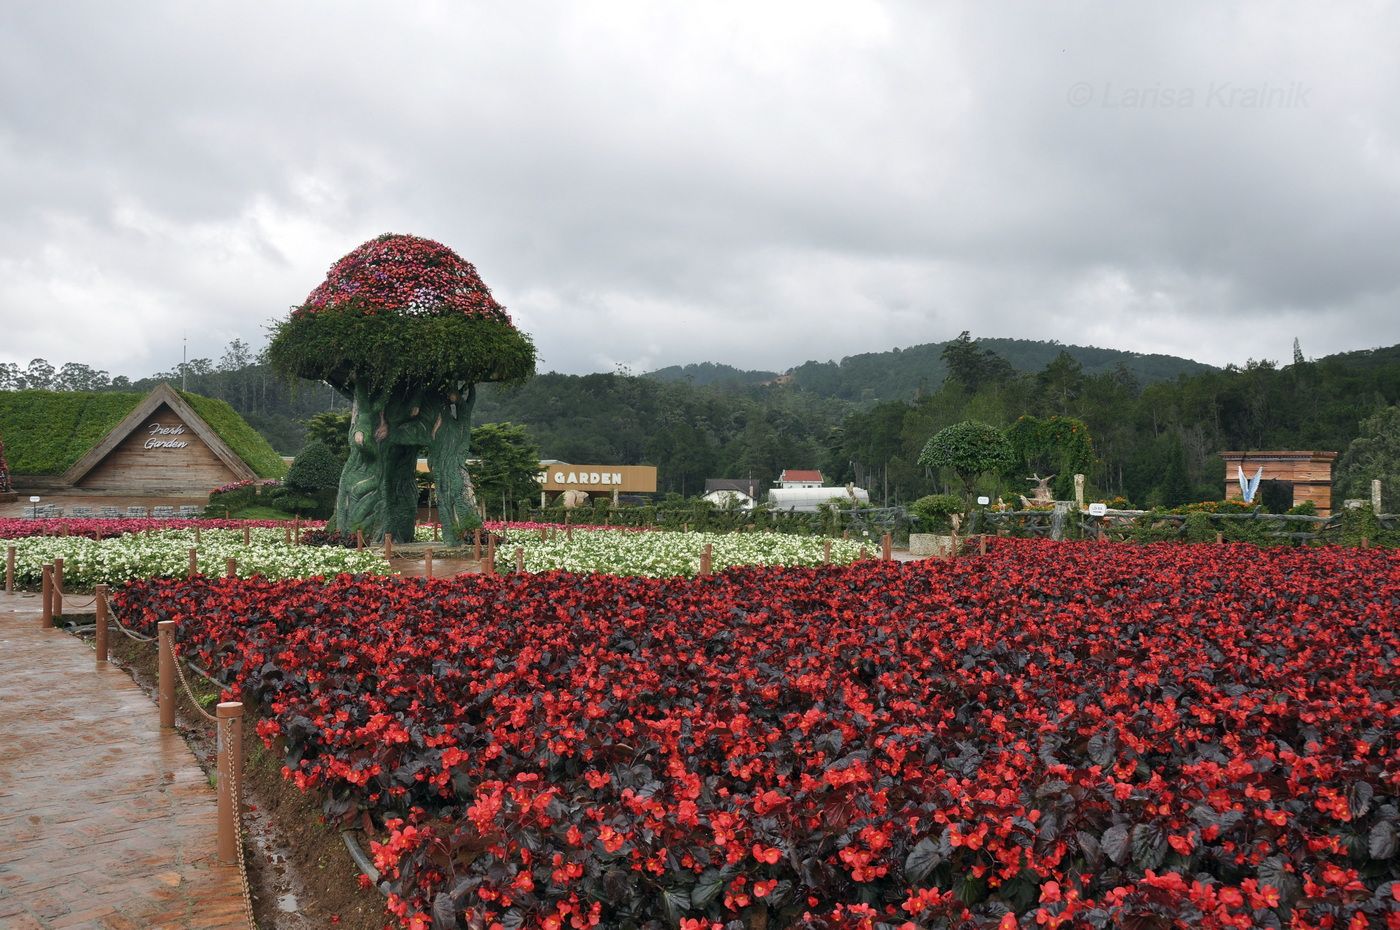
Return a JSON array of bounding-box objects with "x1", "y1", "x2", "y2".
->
[{"x1": 1, "y1": 1, "x2": 1397, "y2": 379}]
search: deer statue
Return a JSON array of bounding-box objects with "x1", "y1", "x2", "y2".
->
[{"x1": 1018, "y1": 473, "x2": 1056, "y2": 509}]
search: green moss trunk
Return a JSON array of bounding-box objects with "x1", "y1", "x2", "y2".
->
[
  {"x1": 333, "y1": 384, "x2": 418, "y2": 544},
  {"x1": 331, "y1": 382, "x2": 480, "y2": 546},
  {"x1": 427, "y1": 385, "x2": 482, "y2": 546}
]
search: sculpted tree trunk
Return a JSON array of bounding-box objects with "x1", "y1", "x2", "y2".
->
[
  {"x1": 334, "y1": 384, "x2": 421, "y2": 545},
  {"x1": 382, "y1": 388, "x2": 434, "y2": 546},
  {"x1": 334, "y1": 385, "x2": 391, "y2": 542},
  {"x1": 427, "y1": 384, "x2": 482, "y2": 546}
]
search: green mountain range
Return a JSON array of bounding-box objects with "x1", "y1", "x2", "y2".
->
[{"x1": 646, "y1": 337, "x2": 1215, "y2": 403}]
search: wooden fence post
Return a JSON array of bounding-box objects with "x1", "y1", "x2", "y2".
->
[
  {"x1": 5, "y1": 544, "x2": 13, "y2": 593},
  {"x1": 384, "y1": 532, "x2": 394, "y2": 558},
  {"x1": 699, "y1": 544, "x2": 712, "y2": 577},
  {"x1": 858, "y1": 546, "x2": 868, "y2": 561},
  {"x1": 284, "y1": 524, "x2": 291, "y2": 545},
  {"x1": 1216, "y1": 531, "x2": 1223, "y2": 544},
  {"x1": 95, "y1": 584, "x2": 110, "y2": 664},
  {"x1": 485, "y1": 535, "x2": 496, "y2": 575},
  {"x1": 52, "y1": 557, "x2": 63, "y2": 615},
  {"x1": 881, "y1": 533, "x2": 892, "y2": 562},
  {"x1": 473, "y1": 529, "x2": 482, "y2": 561},
  {"x1": 195, "y1": 525, "x2": 201, "y2": 545},
  {"x1": 356, "y1": 530, "x2": 364, "y2": 550},
  {"x1": 225, "y1": 557, "x2": 237, "y2": 579},
  {"x1": 188, "y1": 548, "x2": 198, "y2": 580},
  {"x1": 216, "y1": 701, "x2": 244, "y2": 863},
  {"x1": 539, "y1": 527, "x2": 548, "y2": 542},
  {"x1": 823, "y1": 540, "x2": 832, "y2": 564},
  {"x1": 158, "y1": 620, "x2": 175, "y2": 728},
  {"x1": 243, "y1": 526, "x2": 250, "y2": 546},
  {"x1": 514, "y1": 546, "x2": 525, "y2": 573},
  {"x1": 424, "y1": 549, "x2": 434, "y2": 579},
  {"x1": 979, "y1": 534, "x2": 987, "y2": 556},
  {"x1": 40, "y1": 565, "x2": 53, "y2": 628}
]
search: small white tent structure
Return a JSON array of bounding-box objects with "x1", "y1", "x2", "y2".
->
[{"x1": 767, "y1": 485, "x2": 870, "y2": 513}]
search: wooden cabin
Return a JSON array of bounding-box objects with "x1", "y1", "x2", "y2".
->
[{"x1": 0, "y1": 383, "x2": 284, "y2": 497}]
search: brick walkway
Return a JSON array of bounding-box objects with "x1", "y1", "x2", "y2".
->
[{"x1": 0, "y1": 592, "x2": 248, "y2": 929}]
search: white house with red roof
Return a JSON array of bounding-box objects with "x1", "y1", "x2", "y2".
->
[{"x1": 777, "y1": 469, "x2": 824, "y2": 489}]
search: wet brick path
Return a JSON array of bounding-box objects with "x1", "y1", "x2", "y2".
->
[{"x1": 0, "y1": 591, "x2": 248, "y2": 929}]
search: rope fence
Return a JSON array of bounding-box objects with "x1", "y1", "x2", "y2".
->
[{"x1": 78, "y1": 585, "x2": 259, "y2": 928}]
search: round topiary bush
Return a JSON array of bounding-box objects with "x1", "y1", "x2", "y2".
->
[
  {"x1": 918, "y1": 420, "x2": 1014, "y2": 510},
  {"x1": 285, "y1": 441, "x2": 341, "y2": 494},
  {"x1": 273, "y1": 440, "x2": 343, "y2": 518},
  {"x1": 910, "y1": 493, "x2": 965, "y2": 532}
]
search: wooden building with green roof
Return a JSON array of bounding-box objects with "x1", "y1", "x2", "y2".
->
[{"x1": 0, "y1": 383, "x2": 285, "y2": 496}]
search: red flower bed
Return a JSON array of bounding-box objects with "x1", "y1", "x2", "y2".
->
[
  {"x1": 0, "y1": 517, "x2": 327, "y2": 540},
  {"x1": 112, "y1": 541, "x2": 1400, "y2": 930}
]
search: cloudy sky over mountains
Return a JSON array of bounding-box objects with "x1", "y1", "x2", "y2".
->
[{"x1": 2, "y1": 2, "x2": 1398, "y2": 377}]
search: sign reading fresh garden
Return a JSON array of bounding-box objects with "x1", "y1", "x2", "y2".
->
[{"x1": 143, "y1": 423, "x2": 190, "y2": 450}]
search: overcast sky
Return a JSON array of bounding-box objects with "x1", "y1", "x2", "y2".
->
[{"x1": 2, "y1": 2, "x2": 1398, "y2": 379}]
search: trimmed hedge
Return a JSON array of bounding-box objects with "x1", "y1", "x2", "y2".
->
[
  {"x1": 0, "y1": 388, "x2": 286, "y2": 479},
  {"x1": 267, "y1": 303, "x2": 536, "y2": 393}
]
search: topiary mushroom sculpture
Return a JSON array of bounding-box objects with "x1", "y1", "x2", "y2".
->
[{"x1": 268, "y1": 234, "x2": 536, "y2": 546}]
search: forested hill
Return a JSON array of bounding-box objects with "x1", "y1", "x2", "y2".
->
[
  {"x1": 476, "y1": 337, "x2": 1399, "y2": 506},
  {"x1": 645, "y1": 362, "x2": 778, "y2": 388},
  {"x1": 646, "y1": 337, "x2": 1215, "y2": 404},
  {"x1": 7, "y1": 336, "x2": 1397, "y2": 509}
]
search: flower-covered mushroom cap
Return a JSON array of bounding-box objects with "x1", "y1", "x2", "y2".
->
[{"x1": 299, "y1": 233, "x2": 514, "y2": 324}]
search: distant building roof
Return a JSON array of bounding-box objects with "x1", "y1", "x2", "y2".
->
[
  {"x1": 778, "y1": 469, "x2": 824, "y2": 483},
  {"x1": 705, "y1": 478, "x2": 761, "y2": 498}
]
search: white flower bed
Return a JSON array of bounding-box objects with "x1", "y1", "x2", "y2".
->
[
  {"x1": 494, "y1": 528, "x2": 868, "y2": 577},
  {"x1": 5, "y1": 528, "x2": 389, "y2": 588}
]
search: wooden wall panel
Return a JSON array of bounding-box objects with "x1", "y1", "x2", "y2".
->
[
  {"x1": 76, "y1": 404, "x2": 237, "y2": 493},
  {"x1": 1220, "y1": 452, "x2": 1337, "y2": 516}
]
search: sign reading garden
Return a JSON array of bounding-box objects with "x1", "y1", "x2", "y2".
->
[{"x1": 268, "y1": 234, "x2": 535, "y2": 545}]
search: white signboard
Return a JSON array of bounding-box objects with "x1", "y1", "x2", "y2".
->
[
  {"x1": 144, "y1": 423, "x2": 190, "y2": 450},
  {"x1": 1088, "y1": 502, "x2": 1108, "y2": 517},
  {"x1": 976, "y1": 496, "x2": 990, "y2": 506}
]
